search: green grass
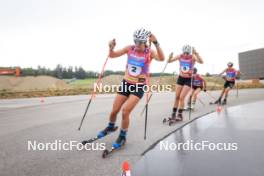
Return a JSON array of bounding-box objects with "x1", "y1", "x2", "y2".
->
[{"x1": 64, "y1": 78, "x2": 96, "y2": 89}]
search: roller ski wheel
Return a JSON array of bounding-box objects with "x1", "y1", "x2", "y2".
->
[
  {"x1": 102, "y1": 139, "x2": 126, "y2": 158},
  {"x1": 102, "y1": 149, "x2": 110, "y2": 158},
  {"x1": 169, "y1": 120, "x2": 176, "y2": 126},
  {"x1": 82, "y1": 126, "x2": 118, "y2": 145}
]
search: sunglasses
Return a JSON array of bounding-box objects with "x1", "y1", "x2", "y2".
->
[{"x1": 134, "y1": 40, "x2": 146, "y2": 45}]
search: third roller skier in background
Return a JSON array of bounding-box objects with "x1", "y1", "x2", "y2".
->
[
  {"x1": 186, "y1": 67, "x2": 207, "y2": 110},
  {"x1": 213, "y1": 62, "x2": 240, "y2": 105}
]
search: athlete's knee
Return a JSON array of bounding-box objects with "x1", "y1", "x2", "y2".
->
[
  {"x1": 175, "y1": 93, "x2": 180, "y2": 101},
  {"x1": 179, "y1": 95, "x2": 185, "y2": 102},
  {"x1": 122, "y1": 107, "x2": 131, "y2": 118},
  {"x1": 110, "y1": 110, "x2": 118, "y2": 118},
  {"x1": 111, "y1": 107, "x2": 120, "y2": 116}
]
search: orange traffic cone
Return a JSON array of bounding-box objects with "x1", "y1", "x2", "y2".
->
[{"x1": 121, "y1": 161, "x2": 131, "y2": 176}]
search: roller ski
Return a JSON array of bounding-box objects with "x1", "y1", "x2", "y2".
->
[
  {"x1": 183, "y1": 104, "x2": 191, "y2": 111},
  {"x1": 183, "y1": 107, "x2": 194, "y2": 111},
  {"x1": 183, "y1": 108, "x2": 190, "y2": 111},
  {"x1": 82, "y1": 125, "x2": 118, "y2": 145},
  {"x1": 163, "y1": 114, "x2": 183, "y2": 126},
  {"x1": 163, "y1": 112, "x2": 176, "y2": 125},
  {"x1": 221, "y1": 99, "x2": 227, "y2": 105},
  {"x1": 102, "y1": 134, "x2": 126, "y2": 158}
]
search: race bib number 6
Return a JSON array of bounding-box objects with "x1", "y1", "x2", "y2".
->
[
  {"x1": 227, "y1": 72, "x2": 235, "y2": 78},
  {"x1": 180, "y1": 61, "x2": 191, "y2": 73}
]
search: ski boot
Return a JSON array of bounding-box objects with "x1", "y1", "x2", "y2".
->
[
  {"x1": 163, "y1": 112, "x2": 176, "y2": 124},
  {"x1": 97, "y1": 125, "x2": 118, "y2": 139},
  {"x1": 175, "y1": 113, "x2": 183, "y2": 121},
  {"x1": 222, "y1": 99, "x2": 227, "y2": 105},
  {"x1": 168, "y1": 114, "x2": 177, "y2": 126},
  {"x1": 112, "y1": 135, "x2": 126, "y2": 149}
]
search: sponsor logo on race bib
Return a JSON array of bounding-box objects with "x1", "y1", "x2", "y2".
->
[
  {"x1": 180, "y1": 61, "x2": 191, "y2": 73},
  {"x1": 127, "y1": 55, "x2": 145, "y2": 77}
]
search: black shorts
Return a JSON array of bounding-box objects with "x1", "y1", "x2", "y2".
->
[
  {"x1": 176, "y1": 76, "x2": 191, "y2": 87},
  {"x1": 193, "y1": 86, "x2": 203, "y2": 90},
  {"x1": 224, "y1": 81, "x2": 235, "y2": 89},
  {"x1": 117, "y1": 79, "x2": 145, "y2": 99}
]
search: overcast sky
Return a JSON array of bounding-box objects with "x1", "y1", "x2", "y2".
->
[{"x1": 1, "y1": 0, "x2": 264, "y2": 74}]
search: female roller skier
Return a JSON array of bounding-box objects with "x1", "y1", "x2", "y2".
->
[
  {"x1": 97, "y1": 28, "x2": 165, "y2": 149},
  {"x1": 168, "y1": 46, "x2": 203, "y2": 121},
  {"x1": 213, "y1": 62, "x2": 240, "y2": 105},
  {"x1": 187, "y1": 67, "x2": 207, "y2": 110}
]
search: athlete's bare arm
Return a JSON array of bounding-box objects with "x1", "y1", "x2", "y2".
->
[
  {"x1": 109, "y1": 46, "x2": 130, "y2": 58},
  {"x1": 235, "y1": 69, "x2": 240, "y2": 75},
  {"x1": 108, "y1": 39, "x2": 130, "y2": 58},
  {"x1": 151, "y1": 48, "x2": 165, "y2": 61},
  {"x1": 149, "y1": 34, "x2": 165, "y2": 61},
  {"x1": 218, "y1": 69, "x2": 227, "y2": 76},
  {"x1": 168, "y1": 54, "x2": 180, "y2": 63},
  {"x1": 192, "y1": 48, "x2": 203, "y2": 64}
]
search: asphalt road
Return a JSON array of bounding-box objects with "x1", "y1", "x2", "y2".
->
[
  {"x1": 0, "y1": 89, "x2": 264, "y2": 176},
  {"x1": 133, "y1": 100, "x2": 264, "y2": 176}
]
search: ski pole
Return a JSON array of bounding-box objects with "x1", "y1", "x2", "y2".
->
[
  {"x1": 189, "y1": 76, "x2": 194, "y2": 120},
  {"x1": 144, "y1": 91, "x2": 149, "y2": 140},
  {"x1": 197, "y1": 97, "x2": 205, "y2": 106},
  {"x1": 144, "y1": 42, "x2": 152, "y2": 140},
  {"x1": 78, "y1": 52, "x2": 111, "y2": 130},
  {"x1": 189, "y1": 48, "x2": 195, "y2": 120},
  {"x1": 140, "y1": 52, "x2": 173, "y2": 116},
  {"x1": 205, "y1": 91, "x2": 216, "y2": 100},
  {"x1": 236, "y1": 71, "x2": 243, "y2": 98}
]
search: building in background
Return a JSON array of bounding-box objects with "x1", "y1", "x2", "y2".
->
[{"x1": 239, "y1": 48, "x2": 264, "y2": 80}]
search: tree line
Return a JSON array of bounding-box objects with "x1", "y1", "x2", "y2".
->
[
  {"x1": 18, "y1": 65, "x2": 125, "y2": 79},
  {"x1": 1, "y1": 65, "x2": 212, "y2": 79},
  {"x1": 17, "y1": 65, "x2": 173, "y2": 79}
]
